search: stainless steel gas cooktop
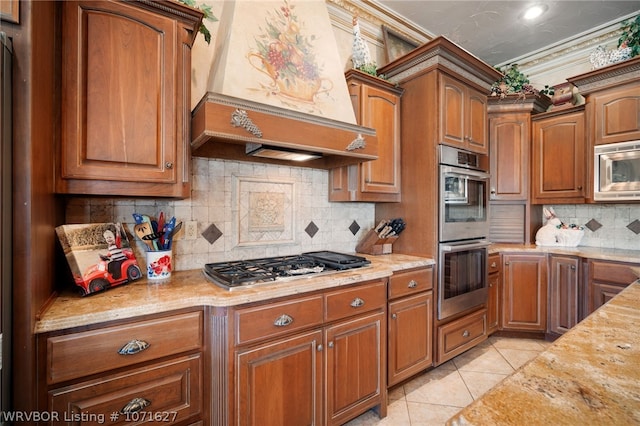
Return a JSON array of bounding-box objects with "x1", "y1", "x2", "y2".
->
[{"x1": 203, "y1": 251, "x2": 371, "y2": 291}]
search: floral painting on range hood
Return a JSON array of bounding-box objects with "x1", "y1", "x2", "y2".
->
[{"x1": 191, "y1": 0, "x2": 378, "y2": 169}]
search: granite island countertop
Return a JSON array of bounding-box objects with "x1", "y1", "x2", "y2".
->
[
  {"x1": 489, "y1": 243, "x2": 640, "y2": 263},
  {"x1": 37, "y1": 253, "x2": 434, "y2": 333},
  {"x1": 448, "y1": 275, "x2": 640, "y2": 425}
]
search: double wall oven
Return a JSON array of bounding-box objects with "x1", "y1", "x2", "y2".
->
[{"x1": 438, "y1": 145, "x2": 491, "y2": 320}]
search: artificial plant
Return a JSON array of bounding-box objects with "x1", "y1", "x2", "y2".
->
[
  {"x1": 176, "y1": 0, "x2": 218, "y2": 44},
  {"x1": 490, "y1": 64, "x2": 554, "y2": 98},
  {"x1": 618, "y1": 14, "x2": 640, "y2": 58}
]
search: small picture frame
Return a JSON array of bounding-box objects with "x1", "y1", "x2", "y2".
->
[{"x1": 382, "y1": 25, "x2": 419, "y2": 64}]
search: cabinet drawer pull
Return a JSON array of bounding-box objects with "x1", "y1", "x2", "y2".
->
[
  {"x1": 317, "y1": 344, "x2": 323, "y2": 352},
  {"x1": 350, "y1": 297, "x2": 365, "y2": 308},
  {"x1": 121, "y1": 397, "x2": 151, "y2": 414},
  {"x1": 391, "y1": 313, "x2": 397, "y2": 319},
  {"x1": 274, "y1": 314, "x2": 294, "y2": 327},
  {"x1": 118, "y1": 339, "x2": 150, "y2": 355},
  {"x1": 408, "y1": 280, "x2": 418, "y2": 288},
  {"x1": 165, "y1": 162, "x2": 173, "y2": 169},
  {"x1": 328, "y1": 341, "x2": 334, "y2": 348},
  {"x1": 462, "y1": 330, "x2": 470, "y2": 338},
  {"x1": 490, "y1": 262, "x2": 497, "y2": 268}
]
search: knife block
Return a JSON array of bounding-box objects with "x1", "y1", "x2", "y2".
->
[{"x1": 356, "y1": 229, "x2": 398, "y2": 255}]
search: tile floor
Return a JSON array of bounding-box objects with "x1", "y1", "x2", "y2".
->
[{"x1": 344, "y1": 336, "x2": 552, "y2": 426}]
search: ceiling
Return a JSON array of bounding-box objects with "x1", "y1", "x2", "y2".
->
[{"x1": 376, "y1": 1, "x2": 640, "y2": 66}]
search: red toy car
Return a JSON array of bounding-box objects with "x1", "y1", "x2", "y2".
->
[{"x1": 74, "y1": 248, "x2": 142, "y2": 295}]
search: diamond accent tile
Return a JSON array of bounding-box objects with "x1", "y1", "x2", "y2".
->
[
  {"x1": 305, "y1": 221, "x2": 319, "y2": 238},
  {"x1": 202, "y1": 223, "x2": 223, "y2": 244},
  {"x1": 585, "y1": 219, "x2": 602, "y2": 232},
  {"x1": 349, "y1": 220, "x2": 361, "y2": 235},
  {"x1": 627, "y1": 219, "x2": 640, "y2": 235}
]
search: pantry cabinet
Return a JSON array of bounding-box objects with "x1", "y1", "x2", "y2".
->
[
  {"x1": 232, "y1": 279, "x2": 387, "y2": 426},
  {"x1": 42, "y1": 309, "x2": 205, "y2": 424},
  {"x1": 531, "y1": 106, "x2": 586, "y2": 204},
  {"x1": 548, "y1": 255, "x2": 581, "y2": 336},
  {"x1": 329, "y1": 70, "x2": 403, "y2": 202},
  {"x1": 57, "y1": 0, "x2": 202, "y2": 197},
  {"x1": 387, "y1": 267, "x2": 433, "y2": 386},
  {"x1": 501, "y1": 254, "x2": 547, "y2": 332},
  {"x1": 440, "y1": 73, "x2": 489, "y2": 154}
]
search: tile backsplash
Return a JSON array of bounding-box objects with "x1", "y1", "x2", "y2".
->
[
  {"x1": 546, "y1": 204, "x2": 640, "y2": 250},
  {"x1": 65, "y1": 158, "x2": 375, "y2": 271}
]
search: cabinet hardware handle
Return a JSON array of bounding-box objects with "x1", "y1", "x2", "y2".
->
[
  {"x1": 391, "y1": 313, "x2": 397, "y2": 319},
  {"x1": 571, "y1": 265, "x2": 576, "y2": 270},
  {"x1": 274, "y1": 314, "x2": 294, "y2": 327},
  {"x1": 490, "y1": 188, "x2": 496, "y2": 195},
  {"x1": 408, "y1": 280, "x2": 418, "y2": 288},
  {"x1": 489, "y1": 283, "x2": 493, "y2": 287},
  {"x1": 121, "y1": 397, "x2": 151, "y2": 414},
  {"x1": 490, "y1": 262, "x2": 497, "y2": 268},
  {"x1": 231, "y1": 108, "x2": 263, "y2": 137},
  {"x1": 462, "y1": 330, "x2": 470, "y2": 338},
  {"x1": 165, "y1": 162, "x2": 173, "y2": 169},
  {"x1": 317, "y1": 344, "x2": 323, "y2": 352},
  {"x1": 328, "y1": 341, "x2": 334, "y2": 348},
  {"x1": 118, "y1": 339, "x2": 150, "y2": 355},
  {"x1": 505, "y1": 262, "x2": 510, "y2": 265},
  {"x1": 350, "y1": 297, "x2": 365, "y2": 308},
  {"x1": 577, "y1": 185, "x2": 583, "y2": 190}
]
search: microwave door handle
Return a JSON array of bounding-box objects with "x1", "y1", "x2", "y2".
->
[{"x1": 440, "y1": 240, "x2": 491, "y2": 252}]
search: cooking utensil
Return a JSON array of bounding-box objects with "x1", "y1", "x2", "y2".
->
[
  {"x1": 164, "y1": 221, "x2": 182, "y2": 249},
  {"x1": 134, "y1": 222, "x2": 155, "y2": 251},
  {"x1": 161, "y1": 217, "x2": 176, "y2": 250}
]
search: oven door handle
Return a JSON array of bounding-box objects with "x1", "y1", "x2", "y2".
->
[
  {"x1": 440, "y1": 240, "x2": 491, "y2": 252},
  {"x1": 441, "y1": 166, "x2": 490, "y2": 180}
]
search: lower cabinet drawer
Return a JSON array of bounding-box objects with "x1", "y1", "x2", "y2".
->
[
  {"x1": 47, "y1": 311, "x2": 203, "y2": 384},
  {"x1": 437, "y1": 309, "x2": 487, "y2": 364},
  {"x1": 325, "y1": 280, "x2": 386, "y2": 322},
  {"x1": 235, "y1": 295, "x2": 324, "y2": 345},
  {"x1": 49, "y1": 354, "x2": 202, "y2": 425}
]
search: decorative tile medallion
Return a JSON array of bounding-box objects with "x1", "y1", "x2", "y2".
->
[
  {"x1": 585, "y1": 219, "x2": 602, "y2": 232},
  {"x1": 349, "y1": 220, "x2": 361, "y2": 235},
  {"x1": 235, "y1": 176, "x2": 295, "y2": 246}
]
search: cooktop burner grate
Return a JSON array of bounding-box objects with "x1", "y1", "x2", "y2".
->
[{"x1": 203, "y1": 251, "x2": 370, "y2": 290}]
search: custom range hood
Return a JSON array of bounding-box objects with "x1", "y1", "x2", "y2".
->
[{"x1": 190, "y1": 0, "x2": 377, "y2": 169}]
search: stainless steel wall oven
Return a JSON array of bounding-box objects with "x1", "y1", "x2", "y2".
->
[{"x1": 437, "y1": 145, "x2": 490, "y2": 320}]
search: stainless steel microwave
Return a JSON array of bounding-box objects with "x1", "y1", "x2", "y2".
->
[{"x1": 594, "y1": 141, "x2": 640, "y2": 201}]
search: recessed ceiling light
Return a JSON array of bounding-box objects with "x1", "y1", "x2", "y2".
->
[{"x1": 523, "y1": 5, "x2": 547, "y2": 20}]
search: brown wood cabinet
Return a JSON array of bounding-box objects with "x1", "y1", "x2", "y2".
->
[
  {"x1": 590, "y1": 83, "x2": 640, "y2": 146},
  {"x1": 531, "y1": 106, "x2": 586, "y2": 204},
  {"x1": 436, "y1": 309, "x2": 487, "y2": 364},
  {"x1": 487, "y1": 253, "x2": 500, "y2": 335},
  {"x1": 57, "y1": 0, "x2": 202, "y2": 197},
  {"x1": 501, "y1": 254, "x2": 547, "y2": 332},
  {"x1": 548, "y1": 255, "x2": 580, "y2": 336},
  {"x1": 586, "y1": 259, "x2": 638, "y2": 315},
  {"x1": 42, "y1": 310, "x2": 205, "y2": 425},
  {"x1": 440, "y1": 73, "x2": 489, "y2": 154},
  {"x1": 387, "y1": 267, "x2": 433, "y2": 386},
  {"x1": 232, "y1": 279, "x2": 387, "y2": 426},
  {"x1": 329, "y1": 70, "x2": 403, "y2": 202}
]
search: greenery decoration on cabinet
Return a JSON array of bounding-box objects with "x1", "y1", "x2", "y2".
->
[
  {"x1": 176, "y1": 0, "x2": 217, "y2": 44},
  {"x1": 618, "y1": 14, "x2": 640, "y2": 58},
  {"x1": 490, "y1": 64, "x2": 554, "y2": 99}
]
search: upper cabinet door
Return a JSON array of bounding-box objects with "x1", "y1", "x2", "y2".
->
[
  {"x1": 58, "y1": 0, "x2": 200, "y2": 197},
  {"x1": 531, "y1": 107, "x2": 586, "y2": 203},
  {"x1": 489, "y1": 113, "x2": 530, "y2": 200},
  {"x1": 592, "y1": 84, "x2": 640, "y2": 145},
  {"x1": 440, "y1": 73, "x2": 488, "y2": 154}
]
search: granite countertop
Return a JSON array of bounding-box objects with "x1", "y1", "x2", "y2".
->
[
  {"x1": 36, "y1": 253, "x2": 434, "y2": 334},
  {"x1": 448, "y1": 275, "x2": 640, "y2": 425},
  {"x1": 489, "y1": 243, "x2": 640, "y2": 263}
]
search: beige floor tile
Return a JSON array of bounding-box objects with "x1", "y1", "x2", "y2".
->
[
  {"x1": 495, "y1": 348, "x2": 541, "y2": 370},
  {"x1": 406, "y1": 401, "x2": 462, "y2": 425},
  {"x1": 343, "y1": 398, "x2": 411, "y2": 426},
  {"x1": 489, "y1": 336, "x2": 548, "y2": 351},
  {"x1": 458, "y1": 370, "x2": 509, "y2": 400},
  {"x1": 388, "y1": 385, "x2": 406, "y2": 401},
  {"x1": 404, "y1": 369, "x2": 473, "y2": 408},
  {"x1": 452, "y1": 345, "x2": 515, "y2": 375}
]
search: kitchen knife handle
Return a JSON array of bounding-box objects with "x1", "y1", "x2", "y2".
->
[{"x1": 274, "y1": 314, "x2": 294, "y2": 327}]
